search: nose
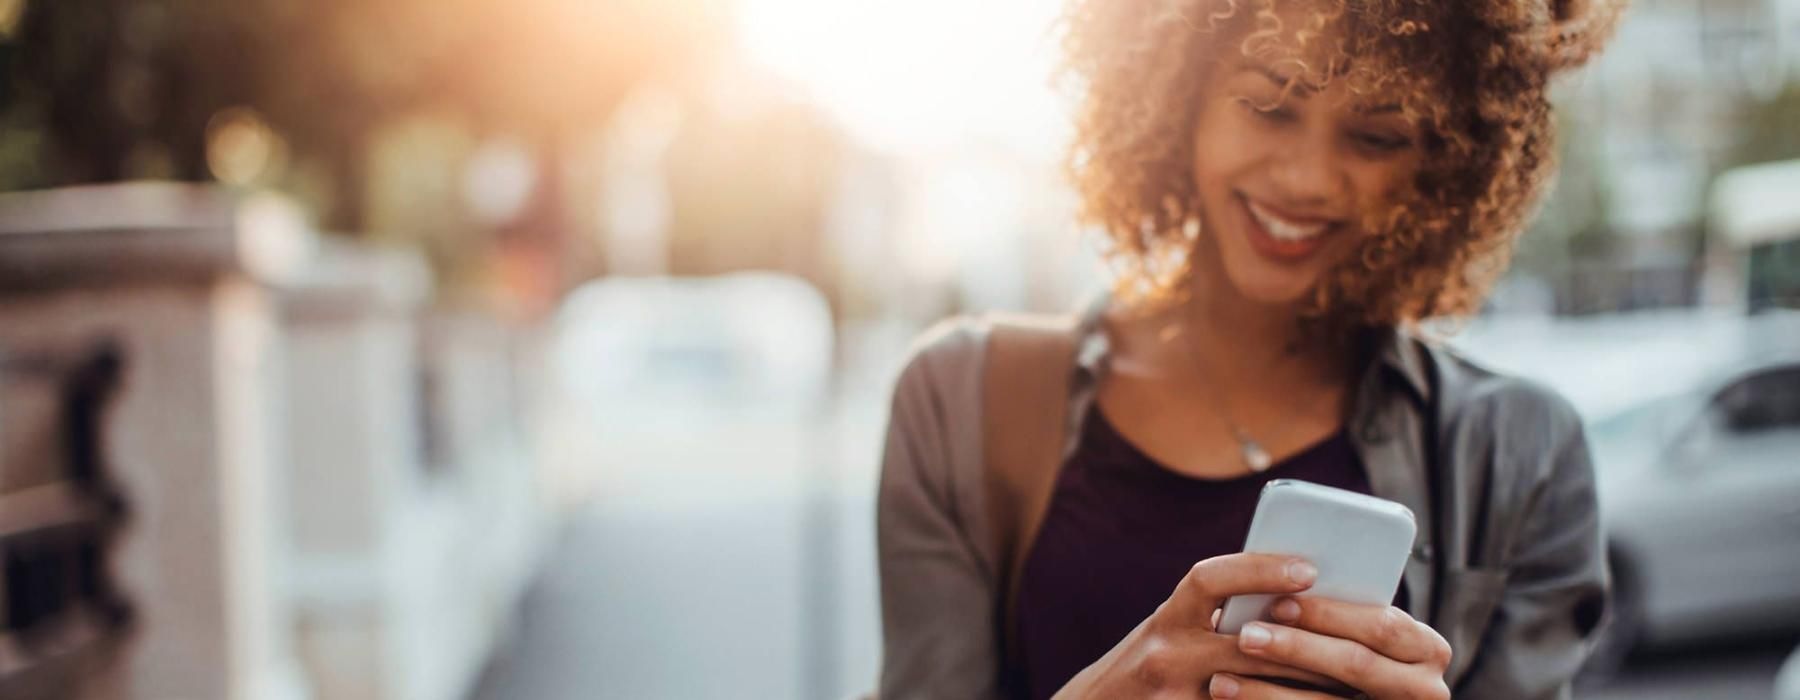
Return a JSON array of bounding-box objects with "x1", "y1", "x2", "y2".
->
[{"x1": 1267, "y1": 132, "x2": 1348, "y2": 209}]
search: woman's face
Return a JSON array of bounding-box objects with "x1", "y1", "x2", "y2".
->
[{"x1": 1190, "y1": 41, "x2": 1424, "y2": 307}]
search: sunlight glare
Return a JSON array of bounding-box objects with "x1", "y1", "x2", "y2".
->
[{"x1": 735, "y1": 0, "x2": 1069, "y2": 156}]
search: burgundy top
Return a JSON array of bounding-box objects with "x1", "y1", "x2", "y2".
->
[{"x1": 1014, "y1": 408, "x2": 1406, "y2": 700}]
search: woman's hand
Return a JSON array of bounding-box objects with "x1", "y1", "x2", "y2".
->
[
  {"x1": 1206, "y1": 595, "x2": 1452, "y2": 699},
  {"x1": 1053, "y1": 553, "x2": 1344, "y2": 699}
]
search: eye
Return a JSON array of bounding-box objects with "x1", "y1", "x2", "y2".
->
[
  {"x1": 1350, "y1": 130, "x2": 1412, "y2": 154},
  {"x1": 1235, "y1": 96, "x2": 1296, "y2": 124}
]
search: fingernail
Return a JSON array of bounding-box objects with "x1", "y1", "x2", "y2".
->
[
  {"x1": 1210, "y1": 673, "x2": 1240, "y2": 699},
  {"x1": 1240, "y1": 623, "x2": 1272, "y2": 650},
  {"x1": 1387, "y1": 605, "x2": 1413, "y2": 625},
  {"x1": 1287, "y1": 560, "x2": 1317, "y2": 585},
  {"x1": 1271, "y1": 597, "x2": 1301, "y2": 622}
]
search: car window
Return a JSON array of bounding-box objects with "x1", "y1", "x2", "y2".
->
[
  {"x1": 1658, "y1": 364, "x2": 1800, "y2": 474},
  {"x1": 1709, "y1": 365, "x2": 1800, "y2": 434}
]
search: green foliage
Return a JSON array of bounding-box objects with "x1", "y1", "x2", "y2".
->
[
  {"x1": 1722, "y1": 79, "x2": 1800, "y2": 170},
  {"x1": 0, "y1": 0, "x2": 724, "y2": 228}
]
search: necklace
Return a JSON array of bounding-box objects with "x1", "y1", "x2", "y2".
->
[{"x1": 1174, "y1": 320, "x2": 1277, "y2": 473}]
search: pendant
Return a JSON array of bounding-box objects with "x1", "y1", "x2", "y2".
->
[{"x1": 1241, "y1": 440, "x2": 1272, "y2": 473}]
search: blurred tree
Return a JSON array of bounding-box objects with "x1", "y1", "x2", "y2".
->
[
  {"x1": 0, "y1": 0, "x2": 726, "y2": 303},
  {"x1": 1721, "y1": 79, "x2": 1800, "y2": 169},
  {"x1": 442, "y1": 0, "x2": 728, "y2": 304},
  {"x1": 1718, "y1": 79, "x2": 1800, "y2": 312},
  {"x1": 1518, "y1": 110, "x2": 1615, "y2": 273},
  {"x1": 5, "y1": 0, "x2": 175, "y2": 183}
]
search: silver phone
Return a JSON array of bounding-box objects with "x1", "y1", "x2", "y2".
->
[{"x1": 1215, "y1": 479, "x2": 1416, "y2": 635}]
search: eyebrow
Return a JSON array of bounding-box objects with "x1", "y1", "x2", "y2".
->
[
  {"x1": 1241, "y1": 64, "x2": 1405, "y2": 115},
  {"x1": 1244, "y1": 65, "x2": 1317, "y2": 97}
]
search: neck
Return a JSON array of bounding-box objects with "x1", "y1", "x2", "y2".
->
[
  {"x1": 1184, "y1": 277, "x2": 1303, "y2": 360},
  {"x1": 1174, "y1": 257, "x2": 1352, "y2": 392}
]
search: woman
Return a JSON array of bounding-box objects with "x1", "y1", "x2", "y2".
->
[{"x1": 877, "y1": 0, "x2": 1623, "y2": 698}]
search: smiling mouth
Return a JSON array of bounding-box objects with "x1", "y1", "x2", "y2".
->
[
  {"x1": 1245, "y1": 196, "x2": 1338, "y2": 240},
  {"x1": 1237, "y1": 193, "x2": 1344, "y2": 262}
]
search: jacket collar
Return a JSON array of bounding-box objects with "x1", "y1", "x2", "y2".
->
[
  {"x1": 1072, "y1": 292, "x2": 1434, "y2": 406},
  {"x1": 1371, "y1": 324, "x2": 1433, "y2": 406}
]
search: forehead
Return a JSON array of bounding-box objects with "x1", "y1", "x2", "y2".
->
[{"x1": 1218, "y1": 0, "x2": 1423, "y2": 91}]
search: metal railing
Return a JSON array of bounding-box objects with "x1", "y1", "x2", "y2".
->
[{"x1": 0, "y1": 341, "x2": 132, "y2": 698}]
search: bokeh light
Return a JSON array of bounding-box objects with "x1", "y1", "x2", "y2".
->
[{"x1": 205, "y1": 107, "x2": 282, "y2": 186}]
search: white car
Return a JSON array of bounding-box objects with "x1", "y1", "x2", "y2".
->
[
  {"x1": 1454, "y1": 310, "x2": 1800, "y2": 674},
  {"x1": 1777, "y1": 643, "x2": 1800, "y2": 700},
  {"x1": 545, "y1": 272, "x2": 837, "y2": 504},
  {"x1": 1584, "y1": 353, "x2": 1800, "y2": 667}
]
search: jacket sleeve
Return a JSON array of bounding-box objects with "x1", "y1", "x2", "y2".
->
[
  {"x1": 1454, "y1": 410, "x2": 1610, "y2": 699},
  {"x1": 876, "y1": 321, "x2": 1005, "y2": 700}
]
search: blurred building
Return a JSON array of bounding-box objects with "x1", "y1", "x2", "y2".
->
[
  {"x1": 1542, "y1": 0, "x2": 1800, "y2": 313},
  {"x1": 0, "y1": 183, "x2": 553, "y2": 700}
]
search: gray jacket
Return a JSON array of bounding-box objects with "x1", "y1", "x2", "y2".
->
[{"x1": 877, "y1": 306, "x2": 1609, "y2": 699}]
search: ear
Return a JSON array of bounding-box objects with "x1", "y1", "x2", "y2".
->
[{"x1": 1544, "y1": 0, "x2": 1626, "y2": 73}]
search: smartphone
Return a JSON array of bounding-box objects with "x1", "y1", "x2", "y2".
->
[{"x1": 1215, "y1": 479, "x2": 1416, "y2": 635}]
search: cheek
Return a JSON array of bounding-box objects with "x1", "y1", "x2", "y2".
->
[
  {"x1": 1191, "y1": 108, "x2": 1265, "y2": 193},
  {"x1": 1190, "y1": 114, "x2": 1226, "y2": 189}
]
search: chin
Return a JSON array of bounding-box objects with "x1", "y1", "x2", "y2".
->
[
  {"x1": 1210, "y1": 224, "x2": 1328, "y2": 306},
  {"x1": 1221, "y1": 263, "x2": 1318, "y2": 306}
]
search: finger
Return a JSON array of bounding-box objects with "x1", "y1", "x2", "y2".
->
[
  {"x1": 1160, "y1": 553, "x2": 1317, "y2": 630},
  {"x1": 1208, "y1": 672, "x2": 1342, "y2": 700},
  {"x1": 1148, "y1": 625, "x2": 1344, "y2": 689},
  {"x1": 1270, "y1": 597, "x2": 1451, "y2": 667},
  {"x1": 1237, "y1": 622, "x2": 1435, "y2": 698},
  {"x1": 1186, "y1": 632, "x2": 1345, "y2": 690}
]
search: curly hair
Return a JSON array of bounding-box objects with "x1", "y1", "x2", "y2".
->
[{"x1": 1060, "y1": 0, "x2": 1624, "y2": 334}]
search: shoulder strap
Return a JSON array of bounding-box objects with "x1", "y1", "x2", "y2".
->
[{"x1": 981, "y1": 312, "x2": 1081, "y2": 682}]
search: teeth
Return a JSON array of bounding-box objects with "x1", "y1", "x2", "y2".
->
[{"x1": 1246, "y1": 200, "x2": 1329, "y2": 241}]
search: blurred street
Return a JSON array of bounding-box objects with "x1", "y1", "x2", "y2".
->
[{"x1": 470, "y1": 322, "x2": 899, "y2": 700}]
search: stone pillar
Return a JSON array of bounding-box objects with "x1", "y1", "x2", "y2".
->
[
  {"x1": 0, "y1": 183, "x2": 311, "y2": 700},
  {"x1": 278, "y1": 239, "x2": 430, "y2": 700},
  {"x1": 280, "y1": 242, "x2": 548, "y2": 700}
]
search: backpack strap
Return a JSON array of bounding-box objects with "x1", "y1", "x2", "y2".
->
[{"x1": 981, "y1": 313, "x2": 1081, "y2": 684}]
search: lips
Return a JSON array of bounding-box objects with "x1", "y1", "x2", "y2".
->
[{"x1": 1237, "y1": 194, "x2": 1342, "y2": 263}]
